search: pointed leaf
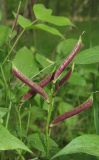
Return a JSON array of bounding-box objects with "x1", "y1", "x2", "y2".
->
[
  {"x1": 33, "y1": 4, "x2": 72, "y2": 26},
  {"x1": 0, "y1": 124, "x2": 31, "y2": 152},
  {"x1": 33, "y1": 24, "x2": 64, "y2": 38},
  {"x1": 52, "y1": 134, "x2": 99, "y2": 159},
  {"x1": 36, "y1": 53, "x2": 54, "y2": 68},
  {"x1": 18, "y1": 15, "x2": 32, "y2": 29},
  {"x1": 13, "y1": 47, "x2": 39, "y2": 78},
  {"x1": 75, "y1": 46, "x2": 99, "y2": 64}
]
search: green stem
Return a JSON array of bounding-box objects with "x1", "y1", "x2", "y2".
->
[
  {"x1": 16, "y1": 106, "x2": 22, "y2": 139},
  {"x1": 46, "y1": 88, "x2": 54, "y2": 158},
  {"x1": 93, "y1": 74, "x2": 99, "y2": 134},
  {"x1": 2, "y1": 29, "x2": 25, "y2": 65},
  {"x1": 94, "y1": 101, "x2": 99, "y2": 134},
  {"x1": 6, "y1": 101, "x2": 12, "y2": 128},
  {"x1": 0, "y1": 64, "x2": 9, "y2": 107},
  {"x1": 0, "y1": 65, "x2": 8, "y2": 89},
  {"x1": 26, "y1": 104, "x2": 31, "y2": 135}
]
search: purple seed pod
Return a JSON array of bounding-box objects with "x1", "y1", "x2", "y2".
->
[
  {"x1": 22, "y1": 72, "x2": 55, "y2": 101},
  {"x1": 12, "y1": 66, "x2": 50, "y2": 103},
  {"x1": 50, "y1": 98, "x2": 93, "y2": 127},
  {"x1": 55, "y1": 63, "x2": 74, "y2": 94},
  {"x1": 53, "y1": 37, "x2": 83, "y2": 83}
]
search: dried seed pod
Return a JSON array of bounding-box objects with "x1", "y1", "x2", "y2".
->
[
  {"x1": 50, "y1": 98, "x2": 93, "y2": 127},
  {"x1": 22, "y1": 72, "x2": 55, "y2": 101},
  {"x1": 53, "y1": 37, "x2": 83, "y2": 83},
  {"x1": 55, "y1": 63, "x2": 74, "y2": 94},
  {"x1": 12, "y1": 66, "x2": 49, "y2": 103}
]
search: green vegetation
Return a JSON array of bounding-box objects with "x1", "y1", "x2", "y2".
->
[{"x1": 0, "y1": 0, "x2": 99, "y2": 159}]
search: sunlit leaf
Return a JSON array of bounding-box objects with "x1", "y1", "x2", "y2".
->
[
  {"x1": 13, "y1": 47, "x2": 39, "y2": 78},
  {"x1": 33, "y1": 4, "x2": 72, "y2": 26},
  {"x1": 18, "y1": 15, "x2": 32, "y2": 29}
]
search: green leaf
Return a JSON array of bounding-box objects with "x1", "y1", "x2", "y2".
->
[
  {"x1": 33, "y1": 4, "x2": 72, "y2": 26},
  {"x1": 0, "y1": 107, "x2": 8, "y2": 118},
  {"x1": 33, "y1": 4, "x2": 52, "y2": 20},
  {"x1": 33, "y1": 24, "x2": 64, "y2": 38},
  {"x1": 69, "y1": 72, "x2": 86, "y2": 86},
  {"x1": 52, "y1": 134, "x2": 99, "y2": 159},
  {"x1": 13, "y1": 47, "x2": 39, "y2": 78},
  {"x1": 28, "y1": 133, "x2": 58, "y2": 154},
  {"x1": 0, "y1": 124, "x2": 31, "y2": 152},
  {"x1": 36, "y1": 53, "x2": 54, "y2": 68},
  {"x1": 74, "y1": 46, "x2": 99, "y2": 64},
  {"x1": 0, "y1": 25, "x2": 10, "y2": 47},
  {"x1": 56, "y1": 39, "x2": 78, "y2": 61},
  {"x1": 18, "y1": 15, "x2": 32, "y2": 29}
]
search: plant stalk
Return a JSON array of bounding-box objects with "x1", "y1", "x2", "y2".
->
[
  {"x1": 46, "y1": 87, "x2": 54, "y2": 158},
  {"x1": 93, "y1": 75, "x2": 99, "y2": 134}
]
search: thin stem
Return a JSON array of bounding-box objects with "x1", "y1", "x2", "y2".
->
[
  {"x1": 46, "y1": 87, "x2": 54, "y2": 158},
  {"x1": 26, "y1": 104, "x2": 31, "y2": 135},
  {"x1": 11, "y1": 1, "x2": 22, "y2": 33},
  {"x1": 0, "y1": 65, "x2": 8, "y2": 89},
  {"x1": 6, "y1": 101, "x2": 12, "y2": 128},
  {"x1": 16, "y1": 106, "x2": 22, "y2": 139},
  {"x1": 93, "y1": 74, "x2": 99, "y2": 134},
  {"x1": 2, "y1": 29, "x2": 25, "y2": 65},
  {"x1": 0, "y1": 64, "x2": 9, "y2": 104}
]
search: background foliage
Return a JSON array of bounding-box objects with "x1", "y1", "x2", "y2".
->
[{"x1": 0, "y1": 0, "x2": 99, "y2": 160}]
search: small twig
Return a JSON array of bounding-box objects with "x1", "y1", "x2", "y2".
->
[{"x1": 11, "y1": 1, "x2": 22, "y2": 32}]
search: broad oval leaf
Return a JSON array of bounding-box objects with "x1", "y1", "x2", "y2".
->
[
  {"x1": 36, "y1": 53, "x2": 54, "y2": 68},
  {"x1": 0, "y1": 124, "x2": 31, "y2": 152},
  {"x1": 33, "y1": 24, "x2": 64, "y2": 38},
  {"x1": 52, "y1": 134, "x2": 99, "y2": 159},
  {"x1": 13, "y1": 47, "x2": 39, "y2": 78},
  {"x1": 56, "y1": 39, "x2": 78, "y2": 61},
  {"x1": 18, "y1": 15, "x2": 32, "y2": 29},
  {"x1": 33, "y1": 4, "x2": 72, "y2": 26},
  {"x1": 33, "y1": 4, "x2": 52, "y2": 20},
  {"x1": 74, "y1": 46, "x2": 99, "y2": 64}
]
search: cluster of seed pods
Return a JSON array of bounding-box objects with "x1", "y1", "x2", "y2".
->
[{"x1": 12, "y1": 35, "x2": 93, "y2": 127}]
